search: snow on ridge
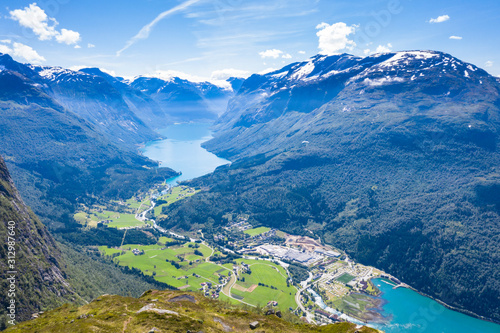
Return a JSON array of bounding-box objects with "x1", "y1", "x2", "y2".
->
[
  {"x1": 38, "y1": 66, "x2": 72, "y2": 80},
  {"x1": 36, "y1": 65, "x2": 89, "y2": 82},
  {"x1": 271, "y1": 71, "x2": 288, "y2": 79},
  {"x1": 137, "y1": 71, "x2": 232, "y2": 91},
  {"x1": 378, "y1": 51, "x2": 440, "y2": 68},
  {"x1": 290, "y1": 61, "x2": 315, "y2": 80},
  {"x1": 363, "y1": 76, "x2": 405, "y2": 86}
]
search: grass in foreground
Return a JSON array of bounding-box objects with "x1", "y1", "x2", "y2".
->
[{"x1": 4, "y1": 290, "x2": 380, "y2": 333}]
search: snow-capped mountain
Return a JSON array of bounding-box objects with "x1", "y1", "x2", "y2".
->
[
  {"x1": 216, "y1": 50, "x2": 497, "y2": 130},
  {"x1": 28, "y1": 64, "x2": 158, "y2": 147},
  {"x1": 128, "y1": 74, "x2": 238, "y2": 121},
  {"x1": 0, "y1": 53, "x2": 246, "y2": 146}
]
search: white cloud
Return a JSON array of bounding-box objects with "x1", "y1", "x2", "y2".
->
[
  {"x1": 87, "y1": 43, "x2": 95, "y2": 48},
  {"x1": 74, "y1": 45, "x2": 81, "y2": 49},
  {"x1": 10, "y1": 3, "x2": 57, "y2": 40},
  {"x1": 298, "y1": 50, "x2": 306, "y2": 54},
  {"x1": 68, "y1": 65, "x2": 85, "y2": 71},
  {"x1": 10, "y1": 3, "x2": 81, "y2": 45},
  {"x1": 485, "y1": 61, "x2": 493, "y2": 68},
  {"x1": 282, "y1": 53, "x2": 292, "y2": 59},
  {"x1": 375, "y1": 43, "x2": 392, "y2": 53},
  {"x1": 117, "y1": 0, "x2": 202, "y2": 56},
  {"x1": 211, "y1": 68, "x2": 250, "y2": 80},
  {"x1": 0, "y1": 41, "x2": 45, "y2": 64},
  {"x1": 56, "y1": 28, "x2": 81, "y2": 45},
  {"x1": 259, "y1": 49, "x2": 283, "y2": 59},
  {"x1": 429, "y1": 15, "x2": 450, "y2": 23},
  {"x1": 0, "y1": 39, "x2": 12, "y2": 44},
  {"x1": 364, "y1": 43, "x2": 392, "y2": 55},
  {"x1": 316, "y1": 22, "x2": 357, "y2": 55},
  {"x1": 12, "y1": 42, "x2": 45, "y2": 64},
  {"x1": 0, "y1": 44, "x2": 13, "y2": 54},
  {"x1": 449, "y1": 36, "x2": 462, "y2": 40}
]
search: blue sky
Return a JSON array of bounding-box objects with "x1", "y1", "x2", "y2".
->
[{"x1": 0, "y1": 0, "x2": 499, "y2": 80}]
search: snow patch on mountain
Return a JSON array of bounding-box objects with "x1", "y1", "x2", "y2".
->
[
  {"x1": 138, "y1": 71, "x2": 233, "y2": 91},
  {"x1": 363, "y1": 76, "x2": 405, "y2": 86},
  {"x1": 290, "y1": 61, "x2": 315, "y2": 80},
  {"x1": 379, "y1": 51, "x2": 439, "y2": 68}
]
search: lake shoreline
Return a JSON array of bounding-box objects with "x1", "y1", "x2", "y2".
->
[{"x1": 140, "y1": 122, "x2": 231, "y2": 186}]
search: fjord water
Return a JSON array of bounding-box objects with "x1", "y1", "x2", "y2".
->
[
  {"x1": 142, "y1": 123, "x2": 230, "y2": 184},
  {"x1": 371, "y1": 278, "x2": 500, "y2": 333}
]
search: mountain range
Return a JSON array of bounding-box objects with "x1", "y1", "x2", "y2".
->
[
  {"x1": 158, "y1": 50, "x2": 500, "y2": 322},
  {"x1": 1, "y1": 49, "x2": 499, "y2": 325},
  {"x1": 0, "y1": 53, "x2": 243, "y2": 228}
]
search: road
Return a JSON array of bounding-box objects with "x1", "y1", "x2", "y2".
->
[{"x1": 294, "y1": 272, "x2": 317, "y2": 324}]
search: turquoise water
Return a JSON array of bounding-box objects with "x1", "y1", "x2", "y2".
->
[
  {"x1": 142, "y1": 123, "x2": 230, "y2": 185},
  {"x1": 371, "y1": 278, "x2": 500, "y2": 333}
]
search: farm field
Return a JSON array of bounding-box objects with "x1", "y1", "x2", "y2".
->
[
  {"x1": 73, "y1": 184, "x2": 199, "y2": 229},
  {"x1": 100, "y1": 241, "x2": 229, "y2": 290},
  {"x1": 153, "y1": 186, "x2": 200, "y2": 217},
  {"x1": 230, "y1": 258, "x2": 297, "y2": 311},
  {"x1": 244, "y1": 227, "x2": 271, "y2": 237},
  {"x1": 107, "y1": 213, "x2": 144, "y2": 228},
  {"x1": 99, "y1": 242, "x2": 297, "y2": 311}
]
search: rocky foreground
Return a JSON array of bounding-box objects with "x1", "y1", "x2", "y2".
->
[{"x1": 4, "y1": 289, "x2": 380, "y2": 333}]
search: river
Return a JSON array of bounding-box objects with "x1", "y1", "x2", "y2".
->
[{"x1": 141, "y1": 122, "x2": 230, "y2": 185}]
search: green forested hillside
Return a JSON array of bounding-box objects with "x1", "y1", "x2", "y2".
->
[
  {"x1": 0, "y1": 67, "x2": 177, "y2": 228},
  {"x1": 157, "y1": 52, "x2": 500, "y2": 322},
  {"x1": 0, "y1": 154, "x2": 175, "y2": 330},
  {"x1": 0, "y1": 155, "x2": 74, "y2": 328}
]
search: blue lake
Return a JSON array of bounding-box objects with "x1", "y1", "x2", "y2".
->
[
  {"x1": 370, "y1": 278, "x2": 500, "y2": 333},
  {"x1": 141, "y1": 123, "x2": 230, "y2": 185}
]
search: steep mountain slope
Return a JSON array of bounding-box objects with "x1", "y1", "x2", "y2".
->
[
  {"x1": 3, "y1": 289, "x2": 379, "y2": 333},
  {"x1": 0, "y1": 57, "x2": 177, "y2": 227},
  {"x1": 0, "y1": 155, "x2": 74, "y2": 328},
  {"x1": 159, "y1": 51, "x2": 500, "y2": 321},
  {"x1": 29, "y1": 65, "x2": 158, "y2": 148},
  {"x1": 78, "y1": 68, "x2": 170, "y2": 129}
]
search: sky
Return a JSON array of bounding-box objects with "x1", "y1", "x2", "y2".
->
[{"x1": 0, "y1": 0, "x2": 499, "y2": 81}]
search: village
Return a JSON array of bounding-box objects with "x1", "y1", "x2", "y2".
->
[{"x1": 90, "y1": 184, "x2": 405, "y2": 325}]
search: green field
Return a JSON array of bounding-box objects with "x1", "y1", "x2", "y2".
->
[
  {"x1": 228, "y1": 259, "x2": 297, "y2": 311},
  {"x1": 98, "y1": 246, "x2": 123, "y2": 256},
  {"x1": 99, "y1": 242, "x2": 296, "y2": 310},
  {"x1": 100, "y1": 241, "x2": 227, "y2": 289},
  {"x1": 73, "y1": 185, "x2": 198, "y2": 229},
  {"x1": 336, "y1": 273, "x2": 355, "y2": 284},
  {"x1": 154, "y1": 186, "x2": 200, "y2": 217},
  {"x1": 107, "y1": 213, "x2": 144, "y2": 229},
  {"x1": 244, "y1": 227, "x2": 271, "y2": 237}
]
